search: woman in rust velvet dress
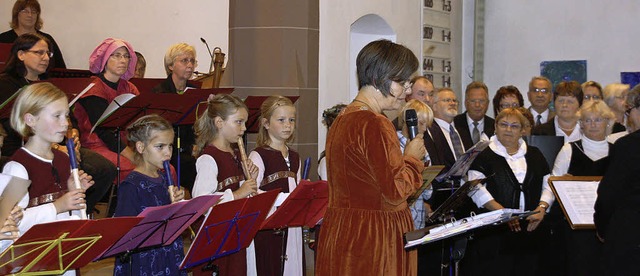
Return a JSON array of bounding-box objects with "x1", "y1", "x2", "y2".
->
[{"x1": 316, "y1": 40, "x2": 426, "y2": 276}]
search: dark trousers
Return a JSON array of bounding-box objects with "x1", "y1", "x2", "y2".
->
[{"x1": 79, "y1": 147, "x2": 116, "y2": 215}]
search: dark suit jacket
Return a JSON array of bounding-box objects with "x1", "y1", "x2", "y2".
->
[
  {"x1": 528, "y1": 107, "x2": 555, "y2": 124},
  {"x1": 424, "y1": 122, "x2": 456, "y2": 169},
  {"x1": 453, "y1": 112, "x2": 495, "y2": 151},
  {"x1": 532, "y1": 120, "x2": 556, "y2": 136},
  {"x1": 594, "y1": 130, "x2": 640, "y2": 273}
]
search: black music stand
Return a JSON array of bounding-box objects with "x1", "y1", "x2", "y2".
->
[
  {"x1": 180, "y1": 189, "x2": 280, "y2": 270},
  {"x1": 98, "y1": 194, "x2": 221, "y2": 259},
  {"x1": 523, "y1": 135, "x2": 564, "y2": 170}
]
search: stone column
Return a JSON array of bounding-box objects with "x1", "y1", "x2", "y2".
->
[{"x1": 228, "y1": 0, "x2": 319, "y2": 180}]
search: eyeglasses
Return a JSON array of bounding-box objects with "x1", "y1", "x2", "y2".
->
[
  {"x1": 110, "y1": 53, "x2": 131, "y2": 60},
  {"x1": 26, "y1": 50, "x2": 53, "y2": 58},
  {"x1": 467, "y1": 99, "x2": 488, "y2": 105},
  {"x1": 437, "y1": 98, "x2": 458, "y2": 104},
  {"x1": 581, "y1": 117, "x2": 606, "y2": 125},
  {"x1": 625, "y1": 105, "x2": 637, "y2": 116},
  {"x1": 499, "y1": 102, "x2": 519, "y2": 109},
  {"x1": 584, "y1": 95, "x2": 602, "y2": 100},
  {"x1": 176, "y1": 58, "x2": 198, "y2": 66},
  {"x1": 19, "y1": 9, "x2": 39, "y2": 16},
  {"x1": 530, "y1": 88, "x2": 549, "y2": 94},
  {"x1": 497, "y1": 121, "x2": 522, "y2": 130}
]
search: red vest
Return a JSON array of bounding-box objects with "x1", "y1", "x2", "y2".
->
[
  {"x1": 253, "y1": 146, "x2": 299, "y2": 192},
  {"x1": 201, "y1": 145, "x2": 245, "y2": 192},
  {"x1": 11, "y1": 148, "x2": 71, "y2": 201}
]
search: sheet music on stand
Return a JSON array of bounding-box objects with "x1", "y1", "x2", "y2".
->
[
  {"x1": 427, "y1": 178, "x2": 486, "y2": 224},
  {"x1": 404, "y1": 209, "x2": 536, "y2": 249},
  {"x1": 435, "y1": 140, "x2": 490, "y2": 183}
]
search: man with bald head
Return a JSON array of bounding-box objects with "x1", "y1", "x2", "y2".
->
[{"x1": 408, "y1": 76, "x2": 435, "y2": 106}]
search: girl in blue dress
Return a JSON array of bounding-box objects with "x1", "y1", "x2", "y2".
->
[{"x1": 113, "y1": 114, "x2": 186, "y2": 275}]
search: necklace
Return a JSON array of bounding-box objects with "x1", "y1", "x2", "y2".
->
[
  {"x1": 352, "y1": 99, "x2": 373, "y2": 111},
  {"x1": 558, "y1": 125, "x2": 576, "y2": 132},
  {"x1": 507, "y1": 150, "x2": 518, "y2": 155}
]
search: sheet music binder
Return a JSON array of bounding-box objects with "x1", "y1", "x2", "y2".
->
[
  {"x1": 99, "y1": 195, "x2": 221, "y2": 259},
  {"x1": 261, "y1": 180, "x2": 328, "y2": 229},
  {"x1": 0, "y1": 217, "x2": 141, "y2": 275},
  {"x1": 404, "y1": 209, "x2": 538, "y2": 249},
  {"x1": 407, "y1": 165, "x2": 445, "y2": 205},
  {"x1": 180, "y1": 189, "x2": 280, "y2": 270},
  {"x1": 548, "y1": 176, "x2": 601, "y2": 230},
  {"x1": 0, "y1": 174, "x2": 30, "y2": 226},
  {"x1": 427, "y1": 178, "x2": 487, "y2": 224},
  {"x1": 435, "y1": 140, "x2": 490, "y2": 183}
]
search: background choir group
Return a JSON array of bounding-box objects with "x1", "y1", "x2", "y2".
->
[
  {"x1": 316, "y1": 40, "x2": 640, "y2": 276},
  {"x1": 0, "y1": 0, "x2": 639, "y2": 275}
]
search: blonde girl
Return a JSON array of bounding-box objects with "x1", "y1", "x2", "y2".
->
[
  {"x1": 248, "y1": 95, "x2": 302, "y2": 276},
  {"x1": 191, "y1": 94, "x2": 258, "y2": 276}
]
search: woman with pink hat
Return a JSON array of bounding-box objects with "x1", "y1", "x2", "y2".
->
[{"x1": 72, "y1": 38, "x2": 139, "y2": 182}]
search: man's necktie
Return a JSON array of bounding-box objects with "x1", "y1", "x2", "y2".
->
[
  {"x1": 536, "y1": 114, "x2": 542, "y2": 126},
  {"x1": 472, "y1": 121, "x2": 480, "y2": 145},
  {"x1": 450, "y1": 124, "x2": 465, "y2": 158}
]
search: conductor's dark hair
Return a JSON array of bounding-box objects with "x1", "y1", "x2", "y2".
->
[{"x1": 356, "y1": 39, "x2": 418, "y2": 97}]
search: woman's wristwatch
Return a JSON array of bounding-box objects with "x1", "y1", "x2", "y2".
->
[{"x1": 538, "y1": 203, "x2": 549, "y2": 210}]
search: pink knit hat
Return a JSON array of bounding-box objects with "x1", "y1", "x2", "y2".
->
[{"x1": 88, "y1": 38, "x2": 137, "y2": 80}]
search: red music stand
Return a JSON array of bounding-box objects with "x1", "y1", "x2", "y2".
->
[
  {"x1": 243, "y1": 96, "x2": 299, "y2": 133},
  {"x1": 48, "y1": 68, "x2": 94, "y2": 78},
  {"x1": 0, "y1": 43, "x2": 11, "y2": 72},
  {"x1": 129, "y1": 78, "x2": 165, "y2": 93},
  {"x1": 261, "y1": 180, "x2": 328, "y2": 229},
  {"x1": 37, "y1": 77, "x2": 95, "y2": 104},
  {"x1": 0, "y1": 217, "x2": 142, "y2": 275},
  {"x1": 129, "y1": 78, "x2": 204, "y2": 93},
  {"x1": 178, "y1": 87, "x2": 234, "y2": 125},
  {"x1": 180, "y1": 189, "x2": 280, "y2": 270},
  {"x1": 99, "y1": 194, "x2": 221, "y2": 259}
]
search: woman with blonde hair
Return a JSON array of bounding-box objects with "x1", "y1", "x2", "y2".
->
[
  {"x1": 548, "y1": 100, "x2": 615, "y2": 275},
  {"x1": 396, "y1": 99, "x2": 433, "y2": 230},
  {"x1": 603, "y1": 83, "x2": 630, "y2": 132},
  {"x1": 152, "y1": 43, "x2": 198, "y2": 94}
]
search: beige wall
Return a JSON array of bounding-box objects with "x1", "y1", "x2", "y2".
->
[
  {"x1": 0, "y1": 0, "x2": 229, "y2": 78},
  {"x1": 318, "y1": 0, "x2": 421, "y2": 157}
]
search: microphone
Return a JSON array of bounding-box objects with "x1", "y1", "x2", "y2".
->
[
  {"x1": 405, "y1": 109, "x2": 419, "y2": 140},
  {"x1": 200, "y1": 37, "x2": 214, "y2": 72}
]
